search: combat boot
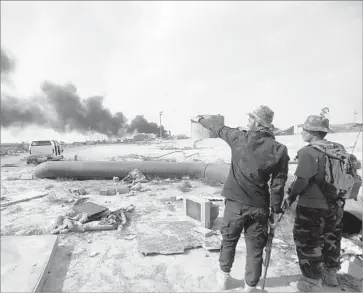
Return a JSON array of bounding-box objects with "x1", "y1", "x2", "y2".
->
[
  {"x1": 243, "y1": 282, "x2": 260, "y2": 292},
  {"x1": 290, "y1": 276, "x2": 323, "y2": 292},
  {"x1": 216, "y1": 269, "x2": 230, "y2": 290},
  {"x1": 322, "y1": 267, "x2": 339, "y2": 286}
]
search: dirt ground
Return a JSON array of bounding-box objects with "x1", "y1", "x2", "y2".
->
[{"x1": 1, "y1": 139, "x2": 362, "y2": 292}]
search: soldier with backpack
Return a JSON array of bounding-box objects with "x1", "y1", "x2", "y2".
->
[{"x1": 282, "y1": 115, "x2": 362, "y2": 292}]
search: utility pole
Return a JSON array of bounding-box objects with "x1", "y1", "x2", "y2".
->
[
  {"x1": 353, "y1": 110, "x2": 358, "y2": 123},
  {"x1": 159, "y1": 111, "x2": 163, "y2": 139}
]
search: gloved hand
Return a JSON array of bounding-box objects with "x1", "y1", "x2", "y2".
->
[
  {"x1": 281, "y1": 196, "x2": 293, "y2": 210},
  {"x1": 268, "y1": 213, "x2": 281, "y2": 229}
]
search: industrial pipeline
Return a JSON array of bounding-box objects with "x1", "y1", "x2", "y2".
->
[{"x1": 34, "y1": 160, "x2": 362, "y2": 237}]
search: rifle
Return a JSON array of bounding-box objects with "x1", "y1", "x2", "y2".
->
[{"x1": 261, "y1": 210, "x2": 285, "y2": 291}]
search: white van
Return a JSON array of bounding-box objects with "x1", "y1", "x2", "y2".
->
[{"x1": 29, "y1": 140, "x2": 63, "y2": 156}]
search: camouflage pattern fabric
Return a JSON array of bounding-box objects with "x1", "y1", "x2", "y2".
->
[
  {"x1": 249, "y1": 105, "x2": 274, "y2": 128},
  {"x1": 219, "y1": 199, "x2": 269, "y2": 287},
  {"x1": 302, "y1": 115, "x2": 331, "y2": 133},
  {"x1": 293, "y1": 204, "x2": 343, "y2": 279}
]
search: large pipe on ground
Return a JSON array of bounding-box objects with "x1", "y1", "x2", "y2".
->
[
  {"x1": 34, "y1": 161, "x2": 362, "y2": 235},
  {"x1": 34, "y1": 161, "x2": 231, "y2": 181}
]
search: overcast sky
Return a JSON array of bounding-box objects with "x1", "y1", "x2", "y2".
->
[{"x1": 1, "y1": 1, "x2": 362, "y2": 142}]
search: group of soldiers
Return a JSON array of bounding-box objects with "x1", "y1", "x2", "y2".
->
[{"x1": 191, "y1": 105, "x2": 361, "y2": 292}]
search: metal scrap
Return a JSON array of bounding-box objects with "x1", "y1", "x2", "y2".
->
[{"x1": 50, "y1": 204, "x2": 135, "y2": 234}]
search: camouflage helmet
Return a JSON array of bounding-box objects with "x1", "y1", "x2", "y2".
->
[
  {"x1": 248, "y1": 105, "x2": 274, "y2": 128},
  {"x1": 302, "y1": 115, "x2": 332, "y2": 133}
]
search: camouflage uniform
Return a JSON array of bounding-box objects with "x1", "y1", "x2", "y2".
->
[
  {"x1": 293, "y1": 203, "x2": 344, "y2": 279},
  {"x1": 287, "y1": 115, "x2": 345, "y2": 289},
  {"x1": 197, "y1": 105, "x2": 290, "y2": 288}
]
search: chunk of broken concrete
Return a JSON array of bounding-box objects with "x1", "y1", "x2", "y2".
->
[
  {"x1": 113, "y1": 177, "x2": 120, "y2": 182},
  {"x1": 20, "y1": 173, "x2": 33, "y2": 180},
  {"x1": 137, "y1": 220, "x2": 203, "y2": 255}
]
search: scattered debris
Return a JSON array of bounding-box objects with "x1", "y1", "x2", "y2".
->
[
  {"x1": 1, "y1": 163, "x2": 18, "y2": 167},
  {"x1": 122, "y1": 169, "x2": 148, "y2": 184},
  {"x1": 130, "y1": 182, "x2": 142, "y2": 192},
  {"x1": 69, "y1": 188, "x2": 88, "y2": 195},
  {"x1": 124, "y1": 234, "x2": 137, "y2": 240},
  {"x1": 193, "y1": 226, "x2": 214, "y2": 237},
  {"x1": 26, "y1": 154, "x2": 63, "y2": 165},
  {"x1": 178, "y1": 180, "x2": 193, "y2": 193},
  {"x1": 117, "y1": 186, "x2": 130, "y2": 194},
  {"x1": 100, "y1": 188, "x2": 117, "y2": 196},
  {"x1": 205, "y1": 195, "x2": 224, "y2": 201},
  {"x1": 5, "y1": 176, "x2": 19, "y2": 181},
  {"x1": 1, "y1": 185, "x2": 8, "y2": 195},
  {"x1": 99, "y1": 186, "x2": 131, "y2": 195},
  {"x1": 50, "y1": 203, "x2": 135, "y2": 234},
  {"x1": 1, "y1": 193, "x2": 48, "y2": 207},
  {"x1": 176, "y1": 196, "x2": 183, "y2": 201},
  {"x1": 73, "y1": 202, "x2": 109, "y2": 219},
  {"x1": 45, "y1": 184, "x2": 54, "y2": 190},
  {"x1": 113, "y1": 177, "x2": 120, "y2": 182},
  {"x1": 20, "y1": 173, "x2": 33, "y2": 180},
  {"x1": 89, "y1": 252, "x2": 100, "y2": 257},
  {"x1": 72, "y1": 197, "x2": 89, "y2": 206}
]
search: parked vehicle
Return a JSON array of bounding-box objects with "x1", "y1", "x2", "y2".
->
[{"x1": 29, "y1": 140, "x2": 63, "y2": 156}]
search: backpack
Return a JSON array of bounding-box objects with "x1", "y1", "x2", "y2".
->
[{"x1": 309, "y1": 141, "x2": 362, "y2": 201}]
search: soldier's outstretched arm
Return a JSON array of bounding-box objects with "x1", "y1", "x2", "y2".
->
[
  {"x1": 197, "y1": 116, "x2": 243, "y2": 147},
  {"x1": 270, "y1": 145, "x2": 290, "y2": 213}
]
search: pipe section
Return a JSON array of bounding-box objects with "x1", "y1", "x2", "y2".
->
[{"x1": 34, "y1": 160, "x2": 362, "y2": 224}]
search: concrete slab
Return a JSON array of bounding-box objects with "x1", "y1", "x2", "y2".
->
[
  {"x1": 137, "y1": 220, "x2": 203, "y2": 255},
  {"x1": 1, "y1": 235, "x2": 58, "y2": 292}
]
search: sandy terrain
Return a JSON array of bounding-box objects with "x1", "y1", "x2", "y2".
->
[{"x1": 1, "y1": 133, "x2": 362, "y2": 292}]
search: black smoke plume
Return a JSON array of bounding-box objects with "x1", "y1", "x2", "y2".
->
[
  {"x1": 1, "y1": 48, "x2": 15, "y2": 76},
  {"x1": 1, "y1": 82, "x2": 167, "y2": 137},
  {"x1": 128, "y1": 115, "x2": 167, "y2": 137},
  {"x1": 1, "y1": 48, "x2": 168, "y2": 137}
]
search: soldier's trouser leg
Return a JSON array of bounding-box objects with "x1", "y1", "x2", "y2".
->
[
  {"x1": 293, "y1": 205, "x2": 325, "y2": 280},
  {"x1": 323, "y1": 205, "x2": 344, "y2": 270},
  {"x1": 219, "y1": 200, "x2": 244, "y2": 273},
  {"x1": 244, "y1": 209, "x2": 269, "y2": 287}
]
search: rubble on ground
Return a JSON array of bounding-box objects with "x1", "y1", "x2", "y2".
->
[
  {"x1": 26, "y1": 154, "x2": 63, "y2": 165},
  {"x1": 122, "y1": 169, "x2": 148, "y2": 184},
  {"x1": 50, "y1": 203, "x2": 135, "y2": 234}
]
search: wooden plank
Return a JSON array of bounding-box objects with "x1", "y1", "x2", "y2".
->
[{"x1": 1, "y1": 193, "x2": 47, "y2": 207}]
